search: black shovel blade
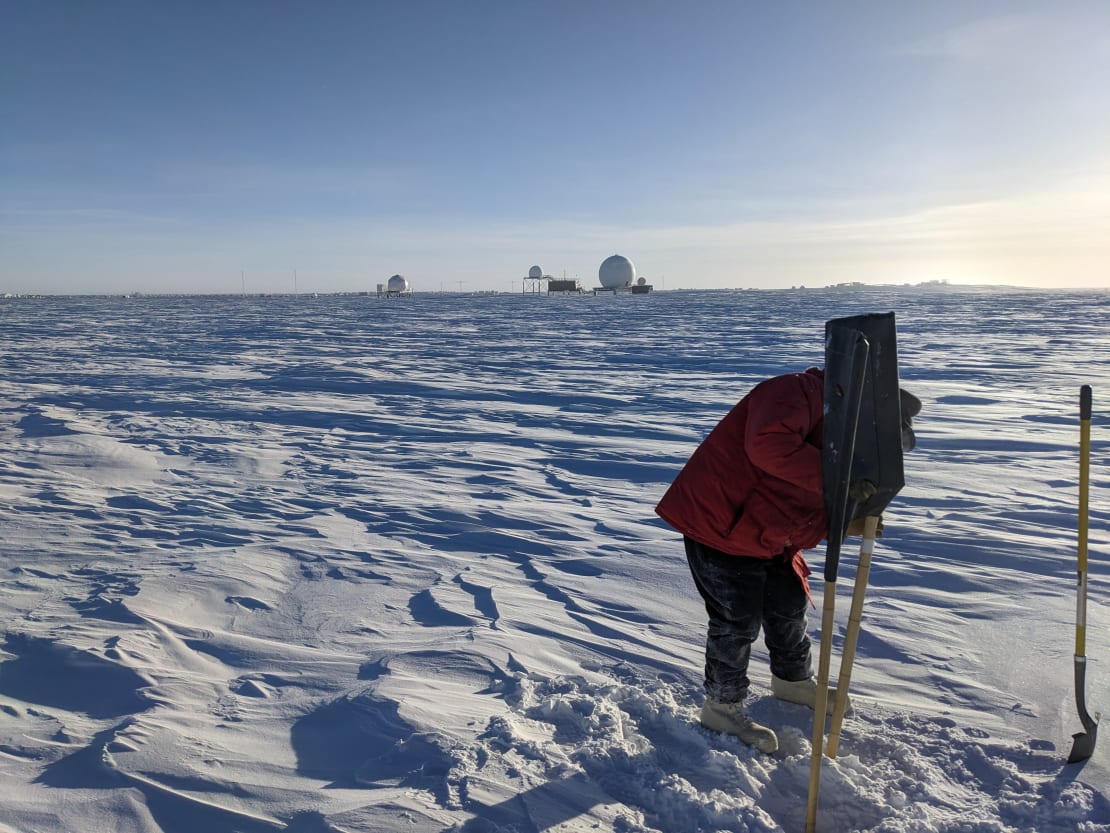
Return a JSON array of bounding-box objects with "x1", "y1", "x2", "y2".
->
[
  {"x1": 1068, "y1": 718, "x2": 1100, "y2": 764},
  {"x1": 1068, "y1": 658, "x2": 1101, "y2": 763},
  {"x1": 824, "y1": 313, "x2": 906, "y2": 543},
  {"x1": 827, "y1": 313, "x2": 905, "y2": 518}
]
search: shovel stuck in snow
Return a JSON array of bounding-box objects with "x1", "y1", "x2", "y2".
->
[
  {"x1": 807, "y1": 314, "x2": 906, "y2": 833},
  {"x1": 1068, "y1": 385, "x2": 1100, "y2": 764}
]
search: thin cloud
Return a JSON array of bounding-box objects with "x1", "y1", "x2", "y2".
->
[
  {"x1": 155, "y1": 162, "x2": 409, "y2": 196},
  {"x1": 899, "y1": 13, "x2": 1045, "y2": 62}
]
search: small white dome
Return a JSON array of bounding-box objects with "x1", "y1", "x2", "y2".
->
[
  {"x1": 387, "y1": 274, "x2": 409, "y2": 293},
  {"x1": 528, "y1": 265, "x2": 543, "y2": 279}
]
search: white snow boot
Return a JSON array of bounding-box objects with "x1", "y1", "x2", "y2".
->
[
  {"x1": 699, "y1": 699, "x2": 779, "y2": 754},
  {"x1": 772, "y1": 674, "x2": 852, "y2": 714}
]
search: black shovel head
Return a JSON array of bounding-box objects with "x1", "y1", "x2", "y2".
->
[
  {"x1": 824, "y1": 313, "x2": 906, "y2": 540},
  {"x1": 1068, "y1": 660, "x2": 1101, "y2": 763},
  {"x1": 1069, "y1": 720, "x2": 1100, "y2": 764}
]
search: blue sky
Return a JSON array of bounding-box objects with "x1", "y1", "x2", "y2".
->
[{"x1": 3, "y1": 2, "x2": 1109, "y2": 294}]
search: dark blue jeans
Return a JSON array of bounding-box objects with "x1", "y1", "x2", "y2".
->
[{"x1": 685, "y1": 536, "x2": 811, "y2": 703}]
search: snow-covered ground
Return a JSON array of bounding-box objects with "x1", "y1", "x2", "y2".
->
[{"x1": 0, "y1": 288, "x2": 1106, "y2": 833}]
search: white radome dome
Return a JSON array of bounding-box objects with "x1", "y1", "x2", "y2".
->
[
  {"x1": 599, "y1": 254, "x2": 635, "y2": 289},
  {"x1": 528, "y1": 265, "x2": 543, "y2": 279},
  {"x1": 387, "y1": 274, "x2": 409, "y2": 293}
]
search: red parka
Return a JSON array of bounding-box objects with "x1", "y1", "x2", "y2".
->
[{"x1": 656, "y1": 368, "x2": 826, "y2": 577}]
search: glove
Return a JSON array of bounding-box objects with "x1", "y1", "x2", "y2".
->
[
  {"x1": 848, "y1": 480, "x2": 877, "y2": 502},
  {"x1": 902, "y1": 422, "x2": 917, "y2": 452},
  {"x1": 900, "y1": 389, "x2": 922, "y2": 452},
  {"x1": 846, "y1": 516, "x2": 883, "y2": 537}
]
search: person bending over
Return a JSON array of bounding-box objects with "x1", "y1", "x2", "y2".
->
[{"x1": 656, "y1": 367, "x2": 919, "y2": 754}]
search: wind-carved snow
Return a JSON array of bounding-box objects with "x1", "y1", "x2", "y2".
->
[{"x1": 0, "y1": 289, "x2": 1106, "y2": 832}]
